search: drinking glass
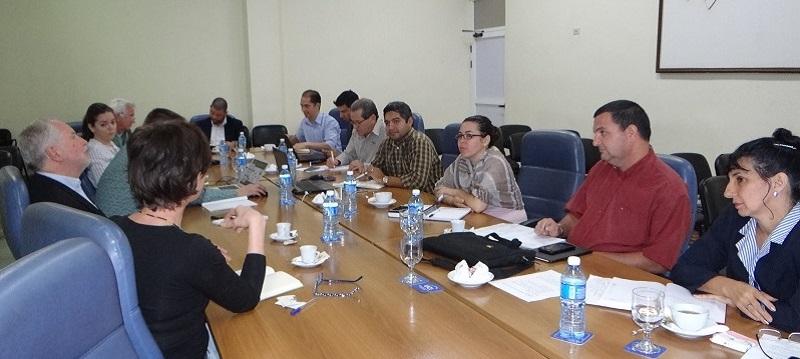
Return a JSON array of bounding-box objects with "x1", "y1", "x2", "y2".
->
[
  {"x1": 399, "y1": 211, "x2": 422, "y2": 285},
  {"x1": 631, "y1": 287, "x2": 665, "y2": 354}
]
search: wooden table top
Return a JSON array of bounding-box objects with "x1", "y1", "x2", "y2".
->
[{"x1": 186, "y1": 157, "x2": 763, "y2": 358}]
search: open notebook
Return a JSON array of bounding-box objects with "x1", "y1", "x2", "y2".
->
[
  {"x1": 387, "y1": 205, "x2": 471, "y2": 222},
  {"x1": 235, "y1": 266, "x2": 303, "y2": 301}
]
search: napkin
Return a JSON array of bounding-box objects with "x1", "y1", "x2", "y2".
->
[
  {"x1": 312, "y1": 192, "x2": 339, "y2": 205},
  {"x1": 264, "y1": 163, "x2": 278, "y2": 172},
  {"x1": 275, "y1": 295, "x2": 306, "y2": 310},
  {"x1": 452, "y1": 260, "x2": 490, "y2": 282}
]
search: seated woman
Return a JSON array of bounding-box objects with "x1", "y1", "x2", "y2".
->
[
  {"x1": 434, "y1": 115, "x2": 526, "y2": 223},
  {"x1": 671, "y1": 128, "x2": 800, "y2": 332},
  {"x1": 94, "y1": 108, "x2": 265, "y2": 216},
  {"x1": 112, "y1": 120, "x2": 267, "y2": 357},
  {"x1": 82, "y1": 103, "x2": 119, "y2": 186}
]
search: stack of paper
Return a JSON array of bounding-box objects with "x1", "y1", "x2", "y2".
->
[
  {"x1": 201, "y1": 196, "x2": 258, "y2": 212},
  {"x1": 236, "y1": 266, "x2": 304, "y2": 301},
  {"x1": 489, "y1": 270, "x2": 562, "y2": 302},
  {"x1": 471, "y1": 223, "x2": 564, "y2": 250}
]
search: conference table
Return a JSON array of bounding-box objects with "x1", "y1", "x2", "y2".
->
[{"x1": 183, "y1": 152, "x2": 763, "y2": 358}]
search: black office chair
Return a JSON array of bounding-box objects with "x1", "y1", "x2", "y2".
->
[
  {"x1": 0, "y1": 145, "x2": 28, "y2": 179},
  {"x1": 700, "y1": 176, "x2": 731, "y2": 229},
  {"x1": 582, "y1": 138, "x2": 600, "y2": 174},
  {"x1": 508, "y1": 132, "x2": 526, "y2": 163},
  {"x1": 714, "y1": 153, "x2": 731, "y2": 176},
  {"x1": 0, "y1": 150, "x2": 12, "y2": 169},
  {"x1": 499, "y1": 125, "x2": 531, "y2": 157},
  {"x1": 251, "y1": 125, "x2": 288, "y2": 147},
  {"x1": 672, "y1": 153, "x2": 713, "y2": 192},
  {"x1": 0, "y1": 129, "x2": 13, "y2": 147},
  {"x1": 424, "y1": 128, "x2": 443, "y2": 155}
]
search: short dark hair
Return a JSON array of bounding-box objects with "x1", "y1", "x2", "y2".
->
[
  {"x1": 333, "y1": 90, "x2": 359, "y2": 107},
  {"x1": 301, "y1": 90, "x2": 321, "y2": 104},
  {"x1": 81, "y1": 102, "x2": 114, "y2": 140},
  {"x1": 729, "y1": 128, "x2": 800, "y2": 203},
  {"x1": 127, "y1": 121, "x2": 211, "y2": 210},
  {"x1": 463, "y1": 115, "x2": 500, "y2": 148},
  {"x1": 210, "y1": 97, "x2": 228, "y2": 111},
  {"x1": 143, "y1": 108, "x2": 185, "y2": 125},
  {"x1": 593, "y1": 100, "x2": 651, "y2": 141},
  {"x1": 350, "y1": 98, "x2": 378, "y2": 120},
  {"x1": 382, "y1": 101, "x2": 412, "y2": 122}
]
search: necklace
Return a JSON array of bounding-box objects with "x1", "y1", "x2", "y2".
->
[{"x1": 139, "y1": 210, "x2": 180, "y2": 228}]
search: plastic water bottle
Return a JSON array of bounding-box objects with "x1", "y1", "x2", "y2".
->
[
  {"x1": 279, "y1": 165, "x2": 294, "y2": 206},
  {"x1": 342, "y1": 170, "x2": 358, "y2": 220},
  {"x1": 218, "y1": 140, "x2": 229, "y2": 166},
  {"x1": 237, "y1": 131, "x2": 247, "y2": 151},
  {"x1": 278, "y1": 138, "x2": 288, "y2": 153},
  {"x1": 321, "y1": 190, "x2": 340, "y2": 243},
  {"x1": 559, "y1": 256, "x2": 587, "y2": 340},
  {"x1": 407, "y1": 189, "x2": 424, "y2": 241},
  {"x1": 235, "y1": 147, "x2": 247, "y2": 182},
  {"x1": 287, "y1": 148, "x2": 298, "y2": 180}
]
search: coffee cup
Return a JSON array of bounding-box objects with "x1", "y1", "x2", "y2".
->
[
  {"x1": 300, "y1": 245, "x2": 318, "y2": 264},
  {"x1": 374, "y1": 192, "x2": 393, "y2": 203},
  {"x1": 276, "y1": 222, "x2": 292, "y2": 238},
  {"x1": 669, "y1": 303, "x2": 709, "y2": 331},
  {"x1": 450, "y1": 219, "x2": 466, "y2": 232}
]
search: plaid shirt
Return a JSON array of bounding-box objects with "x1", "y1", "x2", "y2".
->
[{"x1": 372, "y1": 129, "x2": 442, "y2": 193}]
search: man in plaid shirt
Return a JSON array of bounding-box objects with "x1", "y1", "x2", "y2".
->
[{"x1": 367, "y1": 101, "x2": 442, "y2": 193}]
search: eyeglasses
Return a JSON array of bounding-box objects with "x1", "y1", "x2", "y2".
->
[
  {"x1": 455, "y1": 133, "x2": 486, "y2": 141},
  {"x1": 352, "y1": 118, "x2": 371, "y2": 127},
  {"x1": 313, "y1": 273, "x2": 363, "y2": 298},
  {"x1": 757, "y1": 328, "x2": 800, "y2": 359}
]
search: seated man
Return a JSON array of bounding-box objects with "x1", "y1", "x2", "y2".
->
[
  {"x1": 192, "y1": 97, "x2": 247, "y2": 147},
  {"x1": 288, "y1": 89, "x2": 341, "y2": 161},
  {"x1": 109, "y1": 98, "x2": 136, "y2": 147},
  {"x1": 333, "y1": 89, "x2": 358, "y2": 127},
  {"x1": 535, "y1": 100, "x2": 691, "y2": 274},
  {"x1": 326, "y1": 98, "x2": 386, "y2": 172},
  {"x1": 18, "y1": 118, "x2": 104, "y2": 216},
  {"x1": 367, "y1": 101, "x2": 442, "y2": 194}
]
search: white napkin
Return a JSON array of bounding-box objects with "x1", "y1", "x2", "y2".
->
[
  {"x1": 312, "y1": 192, "x2": 339, "y2": 205},
  {"x1": 264, "y1": 163, "x2": 278, "y2": 172},
  {"x1": 245, "y1": 152, "x2": 256, "y2": 159},
  {"x1": 275, "y1": 295, "x2": 306, "y2": 310},
  {"x1": 452, "y1": 260, "x2": 490, "y2": 282}
]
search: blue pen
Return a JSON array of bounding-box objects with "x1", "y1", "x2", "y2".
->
[{"x1": 290, "y1": 298, "x2": 319, "y2": 316}]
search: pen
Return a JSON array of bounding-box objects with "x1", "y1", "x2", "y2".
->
[{"x1": 425, "y1": 205, "x2": 440, "y2": 218}]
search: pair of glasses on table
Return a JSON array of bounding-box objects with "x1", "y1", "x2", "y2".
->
[
  {"x1": 756, "y1": 329, "x2": 800, "y2": 359},
  {"x1": 312, "y1": 273, "x2": 363, "y2": 298}
]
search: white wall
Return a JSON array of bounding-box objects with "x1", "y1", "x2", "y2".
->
[
  {"x1": 0, "y1": 0, "x2": 251, "y2": 134},
  {"x1": 506, "y1": 0, "x2": 800, "y2": 163}
]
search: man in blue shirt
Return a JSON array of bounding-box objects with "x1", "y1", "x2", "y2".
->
[{"x1": 289, "y1": 90, "x2": 341, "y2": 161}]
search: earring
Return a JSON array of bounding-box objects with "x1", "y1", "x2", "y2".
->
[{"x1": 773, "y1": 191, "x2": 779, "y2": 197}]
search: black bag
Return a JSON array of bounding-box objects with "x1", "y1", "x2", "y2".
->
[{"x1": 423, "y1": 232, "x2": 536, "y2": 279}]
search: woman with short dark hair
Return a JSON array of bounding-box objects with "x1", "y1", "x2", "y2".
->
[
  {"x1": 671, "y1": 128, "x2": 800, "y2": 332},
  {"x1": 112, "y1": 121, "x2": 267, "y2": 357}
]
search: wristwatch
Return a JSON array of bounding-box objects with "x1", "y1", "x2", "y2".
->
[{"x1": 382, "y1": 176, "x2": 389, "y2": 184}]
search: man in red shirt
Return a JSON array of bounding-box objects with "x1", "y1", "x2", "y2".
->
[{"x1": 535, "y1": 100, "x2": 691, "y2": 274}]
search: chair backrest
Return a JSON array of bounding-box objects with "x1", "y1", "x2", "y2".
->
[
  {"x1": 0, "y1": 165, "x2": 29, "y2": 259},
  {"x1": 0, "y1": 150, "x2": 12, "y2": 168},
  {"x1": 581, "y1": 138, "x2": 601, "y2": 174},
  {"x1": 68, "y1": 121, "x2": 83, "y2": 137},
  {"x1": 657, "y1": 154, "x2": 697, "y2": 255},
  {"x1": 188, "y1": 114, "x2": 206, "y2": 124},
  {"x1": 251, "y1": 125, "x2": 288, "y2": 147},
  {"x1": 700, "y1": 176, "x2": 731, "y2": 229},
  {"x1": 412, "y1": 112, "x2": 425, "y2": 131},
  {"x1": 671, "y1": 152, "x2": 713, "y2": 193},
  {"x1": 18, "y1": 202, "x2": 162, "y2": 358},
  {"x1": 424, "y1": 128, "x2": 443, "y2": 155},
  {"x1": 714, "y1": 153, "x2": 731, "y2": 176},
  {"x1": 517, "y1": 130, "x2": 585, "y2": 221},
  {"x1": 0, "y1": 236, "x2": 161, "y2": 358},
  {"x1": 499, "y1": 124, "x2": 531, "y2": 155},
  {"x1": 439, "y1": 123, "x2": 460, "y2": 170},
  {"x1": 0, "y1": 144, "x2": 28, "y2": 178},
  {"x1": 508, "y1": 132, "x2": 526, "y2": 162},
  {"x1": 0, "y1": 129, "x2": 13, "y2": 147}
]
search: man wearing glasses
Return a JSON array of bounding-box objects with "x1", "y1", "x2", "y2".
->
[
  {"x1": 367, "y1": 101, "x2": 442, "y2": 193},
  {"x1": 326, "y1": 98, "x2": 385, "y2": 172}
]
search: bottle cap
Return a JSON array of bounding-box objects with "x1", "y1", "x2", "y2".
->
[
  {"x1": 346, "y1": 170, "x2": 354, "y2": 176},
  {"x1": 567, "y1": 256, "x2": 580, "y2": 266},
  {"x1": 281, "y1": 164, "x2": 288, "y2": 169},
  {"x1": 412, "y1": 189, "x2": 420, "y2": 196},
  {"x1": 289, "y1": 148, "x2": 294, "y2": 152},
  {"x1": 326, "y1": 190, "x2": 335, "y2": 196}
]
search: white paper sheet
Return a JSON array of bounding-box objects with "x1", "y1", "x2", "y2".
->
[
  {"x1": 489, "y1": 270, "x2": 562, "y2": 302},
  {"x1": 201, "y1": 196, "x2": 258, "y2": 212},
  {"x1": 471, "y1": 223, "x2": 565, "y2": 249}
]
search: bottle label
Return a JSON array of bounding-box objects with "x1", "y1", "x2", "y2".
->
[{"x1": 560, "y1": 282, "x2": 586, "y2": 300}]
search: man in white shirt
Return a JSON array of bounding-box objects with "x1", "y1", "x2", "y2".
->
[
  {"x1": 192, "y1": 97, "x2": 247, "y2": 147},
  {"x1": 109, "y1": 98, "x2": 136, "y2": 147},
  {"x1": 18, "y1": 118, "x2": 104, "y2": 216},
  {"x1": 326, "y1": 98, "x2": 385, "y2": 173}
]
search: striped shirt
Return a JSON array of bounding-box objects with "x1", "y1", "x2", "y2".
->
[
  {"x1": 736, "y1": 203, "x2": 800, "y2": 288},
  {"x1": 372, "y1": 129, "x2": 442, "y2": 194}
]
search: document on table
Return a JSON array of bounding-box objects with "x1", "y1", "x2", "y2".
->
[
  {"x1": 236, "y1": 266, "x2": 303, "y2": 301},
  {"x1": 489, "y1": 270, "x2": 562, "y2": 302},
  {"x1": 201, "y1": 196, "x2": 258, "y2": 212},
  {"x1": 333, "y1": 180, "x2": 385, "y2": 190},
  {"x1": 585, "y1": 276, "x2": 726, "y2": 323},
  {"x1": 471, "y1": 223, "x2": 565, "y2": 249},
  {"x1": 741, "y1": 335, "x2": 800, "y2": 358},
  {"x1": 424, "y1": 207, "x2": 471, "y2": 222}
]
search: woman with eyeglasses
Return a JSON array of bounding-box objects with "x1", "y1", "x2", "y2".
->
[
  {"x1": 671, "y1": 128, "x2": 800, "y2": 332},
  {"x1": 433, "y1": 115, "x2": 525, "y2": 223}
]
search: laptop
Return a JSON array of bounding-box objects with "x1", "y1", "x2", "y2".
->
[{"x1": 272, "y1": 150, "x2": 334, "y2": 194}]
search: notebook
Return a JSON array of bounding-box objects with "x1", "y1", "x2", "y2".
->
[{"x1": 236, "y1": 266, "x2": 304, "y2": 301}]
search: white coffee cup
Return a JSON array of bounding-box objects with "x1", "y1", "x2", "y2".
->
[
  {"x1": 670, "y1": 303, "x2": 709, "y2": 331},
  {"x1": 276, "y1": 222, "x2": 292, "y2": 238},
  {"x1": 300, "y1": 245, "x2": 318, "y2": 264},
  {"x1": 374, "y1": 192, "x2": 393, "y2": 203},
  {"x1": 450, "y1": 219, "x2": 466, "y2": 232}
]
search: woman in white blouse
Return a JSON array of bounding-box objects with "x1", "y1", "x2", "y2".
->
[{"x1": 81, "y1": 102, "x2": 119, "y2": 186}]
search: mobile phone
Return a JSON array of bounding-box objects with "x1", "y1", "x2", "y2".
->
[
  {"x1": 388, "y1": 205, "x2": 409, "y2": 214},
  {"x1": 538, "y1": 242, "x2": 576, "y2": 256}
]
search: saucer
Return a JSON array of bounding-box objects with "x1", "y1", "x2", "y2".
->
[
  {"x1": 447, "y1": 270, "x2": 494, "y2": 288},
  {"x1": 368, "y1": 197, "x2": 396, "y2": 208},
  {"x1": 290, "y1": 252, "x2": 329, "y2": 268},
  {"x1": 270, "y1": 231, "x2": 298, "y2": 242},
  {"x1": 661, "y1": 319, "x2": 729, "y2": 339}
]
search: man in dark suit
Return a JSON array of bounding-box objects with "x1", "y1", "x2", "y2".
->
[
  {"x1": 191, "y1": 97, "x2": 247, "y2": 147},
  {"x1": 18, "y1": 118, "x2": 105, "y2": 216}
]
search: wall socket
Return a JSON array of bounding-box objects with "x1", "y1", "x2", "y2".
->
[{"x1": 572, "y1": 28, "x2": 581, "y2": 36}]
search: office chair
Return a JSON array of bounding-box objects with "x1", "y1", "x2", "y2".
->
[
  {"x1": 411, "y1": 112, "x2": 425, "y2": 132},
  {"x1": 582, "y1": 138, "x2": 601, "y2": 174},
  {"x1": 700, "y1": 176, "x2": 731, "y2": 229},
  {"x1": 425, "y1": 128, "x2": 443, "y2": 155},
  {"x1": 0, "y1": 165, "x2": 29, "y2": 259},
  {"x1": 439, "y1": 123, "x2": 460, "y2": 170},
  {"x1": 658, "y1": 154, "x2": 697, "y2": 255},
  {"x1": 499, "y1": 124, "x2": 531, "y2": 157},
  {"x1": 714, "y1": 153, "x2": 731, "y2": 176},
  {"x1": 251, "y1": 124, "x2": 288, "y2": 147}
]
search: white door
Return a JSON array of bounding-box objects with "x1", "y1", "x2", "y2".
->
[{"x1": 472, "y1": 27, "x2": 505, "y2": 125}]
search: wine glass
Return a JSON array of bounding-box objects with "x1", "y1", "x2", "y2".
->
[
  {"x1": 399, "y1": 210, "x2": 422, "y2": 285},
  {"x1": 631, "y1": 287, "x2": 665, "y2": 354}
]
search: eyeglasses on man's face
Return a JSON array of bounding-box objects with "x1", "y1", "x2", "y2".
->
[{"x1": 455, "y1": 133, "x2": 486, "y2": 141}]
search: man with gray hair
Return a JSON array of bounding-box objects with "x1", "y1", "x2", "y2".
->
[
  {"x1": 109, "y1": 98, "x2": 136, "y2": 147},
  {"x1": 326, "y1": 98, "x2": 386, "y2": 173},
  {"x1": 18, "y1": 118, "x2": 104, "y2": 216}
]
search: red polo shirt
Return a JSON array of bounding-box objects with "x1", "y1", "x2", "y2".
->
[{"x1": 565, "y1": 150, "x2": 691, "y2": 269}]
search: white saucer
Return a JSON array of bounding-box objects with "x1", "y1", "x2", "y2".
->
[
  {"x1": 661, "y1": 320, "x2": 729, "y2": 339},
  {"x1": 290, "y1": 252, "x2": 329, "y2": 268},
  {"x1": 270, "y1": 231, "x2": 298, "y2": 242},
  {"x1": 368, "y1": 198, "x2": 396, "y2": 208},
  {"x1": 447, "y1": 270, "x2": 494, "y2": 288}
]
